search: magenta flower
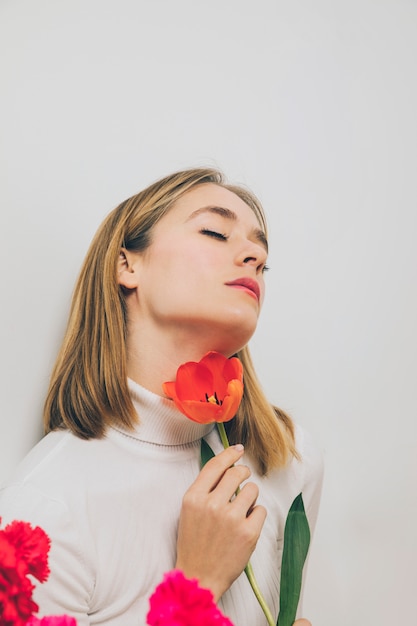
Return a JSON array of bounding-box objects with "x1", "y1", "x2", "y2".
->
[
  {"x1": 0, "y1": 519, "x2": 51, "y2": 626},
  {"x1": 0, "y1": 518, "x2": 77, "y2": 626},
  {"x1": 147, "y1": 570, "x2": 234, "y2": 626},
  {"x1": 26, "y1": 617, "x2": 77, "y2": 626}
]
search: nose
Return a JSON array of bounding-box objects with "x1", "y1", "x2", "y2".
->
[{"x1": 236, "y1": 240, "x2": 268, "y2": 274}]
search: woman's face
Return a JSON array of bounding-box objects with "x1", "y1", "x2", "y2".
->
[{"x1": 127, "y1": 183, "x2": 269, "y2": 355}]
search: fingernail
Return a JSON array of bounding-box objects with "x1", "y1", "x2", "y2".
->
[{"x1": 233, "y1": 444, "x2": 244, "y2": 452}]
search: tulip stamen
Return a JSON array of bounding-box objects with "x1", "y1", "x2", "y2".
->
[{"x1": 205, "y1": 392, "x2": 222, "y2": 406}]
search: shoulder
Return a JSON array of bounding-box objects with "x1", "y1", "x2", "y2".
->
[
  {"x1": 0, "y1": 431, "x2": 77, "y2": 526},
  {"x1": 0, "y1": 430, "x2": 104, "y2": 519},
  {"x1": 1, "y1": 430, "x2": 89, "y2": 488},
  {"x1": 293, "y1": 423, "x2": 324, "y2": 486},
  {"x1": 292, "y1": 423, "x2": 324, "y2": 530}
]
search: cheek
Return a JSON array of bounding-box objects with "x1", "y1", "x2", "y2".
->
[
  {"x1": 145, "y1": 237, "x2": 226, "y2": 290},
  {"x1": 167, "y1": 244, "x2": 222, "y2": 275},
  {"x1": 258, "y1": 277, "x2": 266, "y2": 306}
]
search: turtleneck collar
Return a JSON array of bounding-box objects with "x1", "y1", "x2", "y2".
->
[{"x1": 110, "y1": 378, "x2": 215, "y2": 446}]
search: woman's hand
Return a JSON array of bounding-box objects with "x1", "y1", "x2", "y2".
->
[
  {"x1": 175, "y1": 444, "x2": 266, "y2": 601},
  {"x1": 293, "y1": 620, "x2": 312, "y2": 625}
]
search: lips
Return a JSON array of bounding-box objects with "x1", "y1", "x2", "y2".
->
[{"x1": 225, "y1": 277, "x2": 261, "y2": 301}]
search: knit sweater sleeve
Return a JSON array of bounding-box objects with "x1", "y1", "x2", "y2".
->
[
  {"x1": 297, "y1": 424, "x2": 324, "y2": 536},
  {"x1": 0, "y1": 482, "x2": 94, "y2": 625},
  {"x1": 294, "y1": 424, "x2": 324, "y2": 618}
]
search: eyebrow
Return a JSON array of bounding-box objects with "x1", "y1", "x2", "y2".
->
[{"x1": 187, "y1": 205, "x2": 268, "y2": 252}]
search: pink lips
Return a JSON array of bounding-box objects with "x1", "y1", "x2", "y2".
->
[{"x1": 225, "y1": 277, "x2": 261, "y2": 301}]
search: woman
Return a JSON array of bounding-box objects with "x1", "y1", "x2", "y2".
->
[{"x1": 0, "y1": 168, "x2": 323, "y2": 624}]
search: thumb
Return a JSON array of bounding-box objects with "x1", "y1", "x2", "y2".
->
[{"x1": 293, "y1": 621, "x2": 312, "y2": 626}]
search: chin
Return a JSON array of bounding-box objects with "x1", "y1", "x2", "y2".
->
[
  {"x1": 227, "y1": 309, "x2": 258, "y2": 338},
  {"x1": 173, "y1": 310, "x2": 258, "y2": 356},
  {"x1": 210, "y1": 321, "x2": 257, "y2": 356}
]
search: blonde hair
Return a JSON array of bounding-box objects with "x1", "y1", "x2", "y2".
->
[{"x1": 44, "y1": 167, "x2": 296, "y2": 475}]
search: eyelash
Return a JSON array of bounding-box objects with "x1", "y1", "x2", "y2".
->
[
  {"x1": 200, "y1": 228, "x2": 228, "y2": 241},
  {"x1": 200, "y1": 228, "x2": 270, "y2": 273}
]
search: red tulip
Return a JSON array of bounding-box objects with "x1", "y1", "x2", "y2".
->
[{"x1": 163, "y1": 352, "x2": 243, "y2": 424}]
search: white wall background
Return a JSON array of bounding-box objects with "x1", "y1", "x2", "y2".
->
[{"x1": 1, "y1": 1, "x2": 416, "y2": 624}]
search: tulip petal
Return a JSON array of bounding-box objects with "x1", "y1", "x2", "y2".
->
[
  {"x1": 175, "y1": 362, "x2": 214, "y2": 401},
  {"x1": 223, "y1": 356, "x2": 244, "y2": 384},
  {"x1": 176, "y1": 400, "x2": 221, "y2": 424},
  {"x1": 162, "y1": 381, "x2": 177, "y2": 400},
  {"x1": 218, "y1": 380, "x2": 244, "y2": 422},
  {"x1": 199, "y1": 352, "x2": 230, "y2": 397},
  {"x1": 162, "y1": 351, "x2": 244, "y2": 424}
]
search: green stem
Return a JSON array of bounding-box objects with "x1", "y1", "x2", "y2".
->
[
  {"x1": 217, "y1": 421, "x2": 230, "y2": 449},
  {"x1": 244, "y1": 562, "x2": 275, "y2": 626},
  {"x1": 216, "y1": 423, "x2": 275, "y2": 626}
]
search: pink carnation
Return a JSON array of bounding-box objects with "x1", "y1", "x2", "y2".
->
[
  {"x1": 0, "y1": 521, "x2": 42, "y2": 626},
  {"x1": 2, "y1": 520, "x2": 50, "y2": 583},
  {"x1": 0, "y1": 519, "x2": 76, "y2": 626},
  {"x1": 26, "y1": 616, "x2": 78, "y2": 625},
  {"x1": 147, "y1": 570, "x2": 234, "y2": 626}
]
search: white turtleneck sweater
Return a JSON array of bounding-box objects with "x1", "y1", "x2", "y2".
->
[{"x1": 0, "y1": 380, "x2": 323, "y2": 625}]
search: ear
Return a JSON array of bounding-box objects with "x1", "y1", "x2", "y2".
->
[{"x1": 117, "y1": 248, "x2": 140, "y2": 289}]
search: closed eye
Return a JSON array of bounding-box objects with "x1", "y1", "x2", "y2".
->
[{"x1": 199, "y1": 228, "x2": 228, "y2": 241}]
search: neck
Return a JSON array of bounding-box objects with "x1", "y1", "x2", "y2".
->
[{"x1": 125, "y1": 323, "x2": 242, "y2": 395}]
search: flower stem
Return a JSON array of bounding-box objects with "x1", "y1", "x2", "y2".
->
[
  {"x1": 217, "y1": 421, "x2": 230, "y2": 450},
  {"x1": 244, "y1": 562, "x2": 275, "y2": 626},
  {"x1": 216, "y1": 423, "x2": 275, "y2": 626}
]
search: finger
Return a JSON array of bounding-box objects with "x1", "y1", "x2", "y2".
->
[
  {"x1": 293, "y1": 620, "x2": 312, "y2": 626},
  {"x1": 209, "y1": 463, "x2": 252, "y2": 501},
  {"x1": 244, "y1": 503, "x2": 267, "y2": 532},
  {"x1": 230, "y1": 481, "x2": 260, "y2": 516},
  {"x1": 193, "y1": 444, "x2": 245, "y2": 493},
  {"x1": 233, "y1": 503, "x2": 267, "y2": 552}
]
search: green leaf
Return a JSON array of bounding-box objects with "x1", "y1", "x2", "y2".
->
[
  {"x1": 277, "y1": 493, "x2": 311, "y2": 626},
  {"x1": 200, "y1": 438, "x2": 215, "y2": 468}
]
